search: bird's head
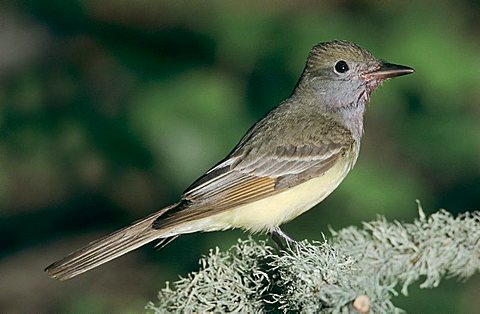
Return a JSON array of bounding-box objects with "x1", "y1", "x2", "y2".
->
[{"x1": 297, "y1": 40, "x2": 414, "y2": 113}]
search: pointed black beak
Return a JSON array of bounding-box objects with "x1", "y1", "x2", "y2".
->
[{"x1": 369, "y1": 62, "x2": 415, "y2": 80}]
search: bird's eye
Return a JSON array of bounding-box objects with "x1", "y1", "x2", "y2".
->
[{"x1": 334, "y1": 60, "x2": 349, "y2": 73}]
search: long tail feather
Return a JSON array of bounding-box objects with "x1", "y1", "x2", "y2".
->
[{"x1": 45, "y1": 204, "x2": 178, "y2": 280}]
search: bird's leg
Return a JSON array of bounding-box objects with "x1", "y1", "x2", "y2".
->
[{"x1": 270, "y1": 226, "x2": 298, "y2": 251}]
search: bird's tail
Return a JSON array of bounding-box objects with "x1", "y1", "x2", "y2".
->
[{"x1": 45, "y1": 204, "x2": 178, "y2": 280}]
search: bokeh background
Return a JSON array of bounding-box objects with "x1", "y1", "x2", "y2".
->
[{"x1": 1, "y1": 0, "x2": 479, "y2": 313}]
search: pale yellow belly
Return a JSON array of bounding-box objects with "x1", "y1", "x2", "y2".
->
[{"x1": 194, "y1": 156, "x2": 353, "y2": 233}]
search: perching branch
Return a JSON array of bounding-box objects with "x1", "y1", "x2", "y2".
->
[{"x1": 147, "y1": 205, "x2": 480, "y2": 313}]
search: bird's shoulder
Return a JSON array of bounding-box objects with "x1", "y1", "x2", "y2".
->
[{"x1": 234, "y1": 98, "x2": 355, "y2": 157}]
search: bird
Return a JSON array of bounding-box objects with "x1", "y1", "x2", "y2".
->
[{"x1": 45, "y1": 40, "x2": 414, "y2": 280}]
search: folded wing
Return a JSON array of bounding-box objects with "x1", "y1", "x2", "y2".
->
[{"x1": 152, "y1": 143, "x2": 346, "y2": 229}]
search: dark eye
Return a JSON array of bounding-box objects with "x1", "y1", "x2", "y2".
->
[{"x1": 334, "y1": 60, "x2": 349, "y2": 73}]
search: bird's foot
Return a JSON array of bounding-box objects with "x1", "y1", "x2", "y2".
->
[{"x1": 270, "y1": 226, "x2": 298, "y2": 251}]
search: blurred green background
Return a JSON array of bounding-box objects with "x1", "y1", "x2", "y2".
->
[{"x1": 0, "y1": 0, "x2": 479, "y2": 313}]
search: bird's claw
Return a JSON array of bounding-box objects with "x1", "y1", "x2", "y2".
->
[{"x1": 270, "y1": 227, "x2": 299, "y2": 251}]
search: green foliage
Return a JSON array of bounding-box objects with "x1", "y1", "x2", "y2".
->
[{"x1": 147, "y1": 208, "x2": 480, "y2": 313}]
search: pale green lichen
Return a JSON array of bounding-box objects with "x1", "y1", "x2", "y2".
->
[{"x1": 147, "y1": 206, "x2": 480, "y2": 313}]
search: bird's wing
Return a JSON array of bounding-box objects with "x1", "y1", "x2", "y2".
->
[{"x1": 152, "y1": 143, "x2": 348, "y2": 229}]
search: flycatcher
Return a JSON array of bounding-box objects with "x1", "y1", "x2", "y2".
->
[{"x1": 46, "y1": 40, "x2": 414, "y2": 280}]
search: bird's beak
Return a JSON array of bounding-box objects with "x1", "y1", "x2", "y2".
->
[{"x1": 366, "y1": 62, "x2": 415, "y2": 80}]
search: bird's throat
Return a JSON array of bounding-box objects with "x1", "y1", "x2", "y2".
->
[{"x1": 336, "y1": 101, "x2": 365, "y2": 141}]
